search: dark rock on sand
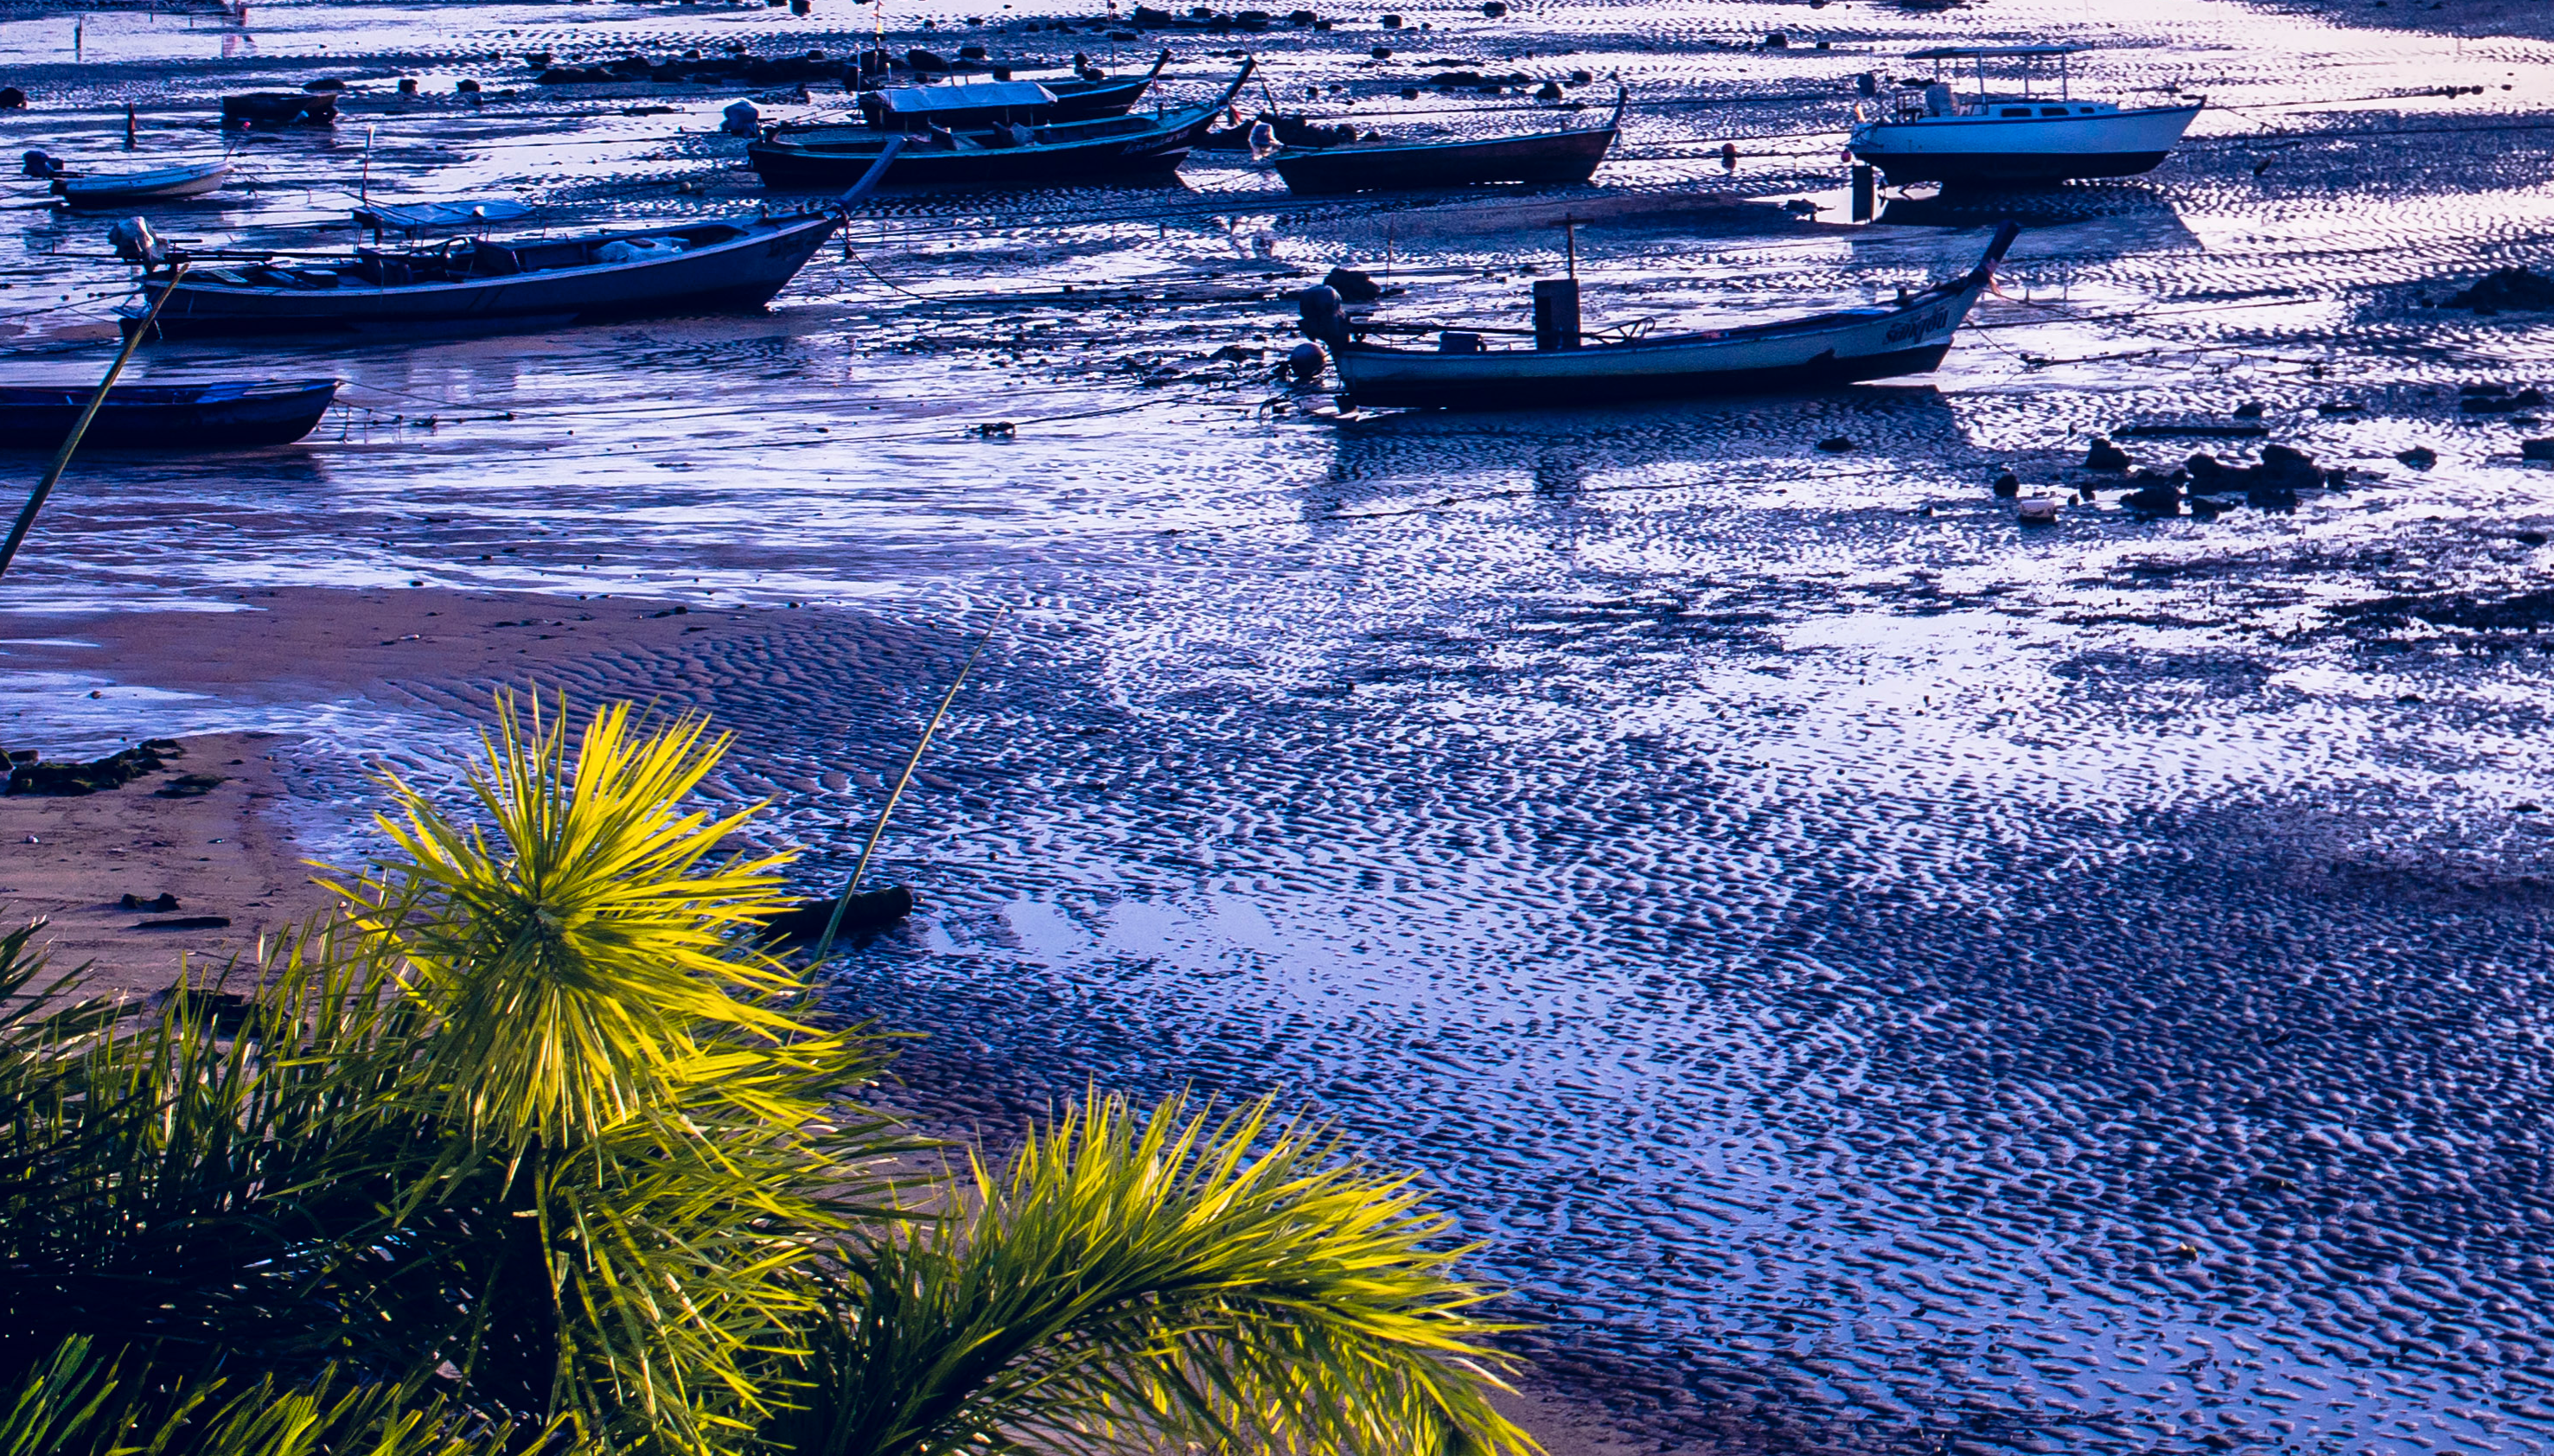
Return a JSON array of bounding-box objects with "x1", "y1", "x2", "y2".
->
[
  {"x1": 1992, "y1": 471, "x2": 2020, "y2": 497},
  {"x1": 2525, "y1": 439, "x2": 2554, "y2": 462},
  {"x1": 2121, "y1": 474, "x2": 2184, "y2": 515},
  {"x1": 10, "y1": 738, "x2": 182, "y2": 796},
  {"x1": 2441, "y1": 266, "x2": 2554, "y2": 312},
  {"x1": 118, "y1": 892, "x2": 181, "y2": 912},
  {"x1": 757, "y1": 885, "x2": 917, "y2": 942},
  {"x1": 1323, "y1": 265, "x2": 1382, "y2": 303},
  {"x1": 155, "y1": 773, "x2": 227, "y2": 798},
  {"x1": 1817, "y1": 436, "x2": 1853, "y2": 452},
  {"x1": 2085, "y1": 437, "x2": 2132, "y2": 470},
  {"x1": 135, "y1": 915, "x2": 232, "y2": 931},
  {"x1": 2398, "y1": 445, "x2": 2438, "y2": 469},
  {"x1": 0, "y1": 88, "x2": 25, "y2": 110}
]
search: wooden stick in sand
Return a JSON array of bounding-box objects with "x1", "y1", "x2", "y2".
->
[
  {"x1": 0, "y1": 264, "x2": 188, "y2": 584},
  {"x1": 807, "y1": 614, "x2": 1003, "y2": 967}
]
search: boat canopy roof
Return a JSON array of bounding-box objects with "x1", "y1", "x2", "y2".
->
[
  {"x1": 871, "y1": 80, "x2": 1058, "y2": 114},
  {"x1": 353, "y1": 199, "x2": 534, "y2": 230},
  {"x1": 1905, "y1": 45, "x2": 2081, "y2": 60}
]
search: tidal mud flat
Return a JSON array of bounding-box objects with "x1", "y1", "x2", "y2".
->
[{"x1": 11, "y1": 0, "x2": 2554, "y2": 1453}]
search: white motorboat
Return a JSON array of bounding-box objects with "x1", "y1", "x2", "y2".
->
[
  {"x1": 53, "y1": 160, "x2": 232, "y2": 207},
  {"x1": 1848, "y1": 46, "x2": 2200, "y2": 187}
]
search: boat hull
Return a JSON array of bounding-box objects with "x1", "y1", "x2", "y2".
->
[
  {"x1": 0, "y1": 379, "x2": 339, "y2": 449},
  {"x1": 1333, "y1": 281, "x2": 1987, "y2": 411},
  {"x1": 133, "y1": 213, "x2": 840, "y2": 337},
  {"x1": 750, "y1": 118, "x2": 1207, "y2": 187},
  {"x1": 1268, "y1": 126, "x2": 1614, "y2": 195},
  {"x1": 1850, "y1": 103, "x2": 2200, "y2": 185}
]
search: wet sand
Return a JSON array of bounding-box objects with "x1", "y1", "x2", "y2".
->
[{"x1": 16, "y1": 0, "x2": 2554, "y2": 1453}]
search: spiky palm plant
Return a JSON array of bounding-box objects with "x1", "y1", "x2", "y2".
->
[
  {"x1": 765, "y1": 1092, "x2": 1536, "y2": 1456},
  {"x1": 0, "y1": 690, "x2": 1536, "y2": 1456}
]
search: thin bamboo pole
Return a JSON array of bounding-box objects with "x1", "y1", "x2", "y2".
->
[{"x1": 808, "y1": 614, "x2": 1002, "y2": 966}]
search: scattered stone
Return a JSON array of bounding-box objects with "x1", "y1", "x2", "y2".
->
[
  {"x1": 2519, "y1": 530, "x2": 2548, "y2": 546},
  {"x1": 9, "y1": 738, "x2": 183, "y2": 796},
  {"x1": 1817, "y1": 436, "x2": 1853, "y2": 452},
  {"x1": 1992, "y1": 471, "x2": 2020, "y2": 497},
  {"x1": 2524, "y1": 439, "x2": 2554, "y2": 462},
  {"x1": 155, "y1": 773, "x2": 227, "y2": 799},
  {"x1": 2233, "y1": 400, "x2": 2265, "y2": 418},
  {"x1": 134, "y1": 916, "x2": 233, "y2": 931},
  {"x1": 756, "y1": 886, "x2": 917, "y2": 942},
  {"x1": 1322, "y1": 265, "x2": 1382, "y2": 303},
  {"x1": 2122, "y1": 475, "x2": 2184, "y2": 515},
  {"x1": 1534, "y1": 80, "x2": 1562, "y2": 100},
  {"x1": 118, "y1": 892, "x2": 181, "y2": 912},
  {"x1": 2441, "y1": 266, "x2": 2554, "y2": 313},
  {"x1": 1381, "y1": 11, "x2": 1402, "y2": 23},
  {"x1": 2085, "y1": 436, "x2": 2132, "y2": 470},
  {"x1": 1481, "y1": 1, "x2": 1506, "y2": 16},
  {"x1": 0, "y1": 87, "x2": 24, "y2": 110},
  {"x1": 1763, "y1": 29, "x2": 1789, "y2": 47},
  {"x1": 302, "y1": 77, "x2": 347, "y2": 92},
  {"x1": 2398, "y1": 445, "x2": 2438, "y2": 469},
  {"x1": 2189, "y1": 495, "x2": 2232, "y2": 520}
]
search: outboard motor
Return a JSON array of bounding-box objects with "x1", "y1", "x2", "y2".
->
[
  {"x1": 720, "y1": 99, "x2": 761, "y2": 136},
  {"x1": 108, "y1": 217, "x2": 166, "y2": 267},
  {"x1": 1294, "y1": 284, "x2": 1349, "y2": 348},
  {"x1": 19, "y1": 150, "x2": 61, "y2": 179}
]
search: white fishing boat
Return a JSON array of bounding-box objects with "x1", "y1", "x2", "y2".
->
[
  {"x1": 1848, "y1": 46, "x2": 2200, "y2": 186},
  {"x1": 54, "y1": 159, "x2": 231, "y2": 208}
]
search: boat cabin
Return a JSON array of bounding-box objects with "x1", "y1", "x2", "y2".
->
[{"x1": 1890, "y1": 45, "x2": 2110, "y2": 122}]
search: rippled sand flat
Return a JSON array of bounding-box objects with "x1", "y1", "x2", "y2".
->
[{"x1": 11, "y1": 1, "x2": 2554, "y2": 1452}]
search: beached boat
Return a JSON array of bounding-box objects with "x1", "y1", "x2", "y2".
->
[
  {"x1": 1301, "y1": 222, "x2": 2018, "y2": 410},
  {"x1": 0, "y1": 379, "x2": 339, "y2": 449},
  {"x1": 118, "y1": 145, "x2": 903, "y2": 338},
  {"x1": 121, "y1": 211, "x2": 842, "y2": 336},
  {"x1": 1267, "y1": 89, "x2": 1622, "y2": 195},
  {"x1": 1848, "y1": 46, "x2": 2200, "y2": 186},
  {"x1": 858, "y1": 51, "x2": 1169, "y2": 128},
  {"x1": 751, "y1": 60, "x2": 1252, "y2": 188},
  {"x1": 53, "y1": 160, "x2": 231, "y2": 208}
]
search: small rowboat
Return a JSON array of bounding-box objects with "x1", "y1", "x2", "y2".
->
[
  {"x1": 1304, "y1": 222, "x2": 2019, "y2": 411},
  {"x1": 752, "y1": 60, "x2": 1253, "y2": 188},
  {"x1": 0, "y1": 379, "x2": 339, "y2": 450},
  {"x1": 1268, "y1": 89, "x2": 1623, "y2": 195},
  {"x1": 53, "y1": 161, "x2": 231, "y2": 208}
]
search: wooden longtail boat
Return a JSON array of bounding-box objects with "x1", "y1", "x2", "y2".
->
[
  {"x1": 751, "y1": 60, "x2": 1252, "y2": 188},
  {"x1": 1267, "y1": 89, "x2": 1623, "y2": 195},
  {"x1": 0, "y1": 379, "x2": 339, "y2": 449},
  {"x1": 1304, "y1": 222, "x2": 2020, "y2": 411},
  {"x1": 119, "y1": 142, "x2": 906, "y2": 338},
  {"x1": 53, "y1": 161, "x2": 231, "y2": 208},
  {"x1": 125, "y1": 212, "x2": 843, "y2": 337}
]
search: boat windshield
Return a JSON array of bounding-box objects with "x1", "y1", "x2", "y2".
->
[{"x1": 1906, "y1": 44, "x2": 2079, "y2": 106}]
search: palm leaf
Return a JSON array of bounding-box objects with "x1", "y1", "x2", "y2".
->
[
  {"x1": 769, "y1": 1091, "x2": 1536, "y2": 1456},
  {"x1": 324, "y1": 691, "x2": 811, "y2": 1146}
]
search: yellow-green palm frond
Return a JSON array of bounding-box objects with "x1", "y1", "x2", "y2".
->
[
  {"x1": 324, "y1": 690, "x2": 816, "y2": 1145},
  {"x1": 0, "y1": 1338, "x2": 518, "y2": 1456},
  {"x1": 769, "y1": 1090, "x2": 1537, "y2": 1456}
]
